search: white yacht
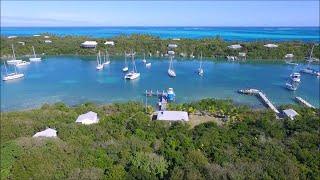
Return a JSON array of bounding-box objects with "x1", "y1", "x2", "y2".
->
[
  {"x1": 103, "y1": 50, "x2": 111, "y2": 66},
  {"x1": 29, "y1": 46, "x2": 42, "y2": 62},
  {"x1": 198, "y1": 52, "x2": 204, "y2": 76},
  {"x1": 146, "y1": 62, "x2": 151, "y2": 67},
  {"x1": 125, "y1": 51, "x2": 140, "y2": 80},
  {"x1": 7, "y1": 44, "x2": 22, "y2": 65},
  {"x1": 2, "y1": 62, "x2": 24, "y2": 81},
  {"x1": 122, "y1": 52, "x2": 129, "y2": 72},
  {"x1": 286, "y1": 82, "x2": 299, "y2": 91},
  {"x1": 15, "y1": 61, "x2": 31, "y2": 67},
  {"x1": 290, "y1": 72, "x2": 301, "y2": 83},
  {"x1": 168, "y1": 56, "x2": 176, "y2": 77},
  {"x1": 96, "y1": 51, "x2": 103, "y2": 70}
]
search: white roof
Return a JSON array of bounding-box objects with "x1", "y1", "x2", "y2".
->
[
  {"x1": 168, "y1": 50, "x2": 175, "y2": 55},
  {"x1": 44, "y1": 40, "x2": 52, "y2": 42},
  {"x1": 157, "y1": 111, "x2": 189, "y2": 121},
  {"x1": 33, "y1": 34, "x2": 41, "y2": 37},
  {"x1": 8, "y1": 36, "x2": 17, "y2": 39},
  {"x1": 228, "y1": 44, "x2": 242, "y2": 49},
  {"x1": 33, "y1": 128, "x2": 57, "y2": 138},
  {"x1": 76, "y1": 111, "x2": 99, "y2": 125},
  {"x1": 104, "y1": 41, "x2": 115, "y2": 45},
  {"x1": 81, "y1": 41, "x2": 98, "y2": 46},
  {"x1": 44, "y1": 36, "x2": 50, "y2": 38},
  {"x1": 285, "y1": 54, "x2": 294, "y2": 58},
  {"x1": 173, "y1": 38, "x2": 181, "y2": 41},
  {"x1": 264, "y1": 44, "x2": 278, "y2": 48},
  {"x1": 168, "y1": 44, "x2": 178, "y2": 48},
  {"x1": 238, "y1": 52, "x2": 246, "y2": 56},
  {"x1": 283, "y1": 109, "x2": 299, "y2": 119}
]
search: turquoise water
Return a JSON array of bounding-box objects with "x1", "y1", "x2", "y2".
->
[
  {"x1": 1, "y1": 56, "x2": 319, "y2": 111},
  {"x1": 1, "y1": 27, "x2": 319, "y2": 41}
]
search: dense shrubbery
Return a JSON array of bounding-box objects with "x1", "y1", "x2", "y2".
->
[
  {"x1": 1, "y1": 34, "x2": 319, "y2": 60},
  {"x1": 1, "y1": 99, "x2": 319, "y2": 179}
]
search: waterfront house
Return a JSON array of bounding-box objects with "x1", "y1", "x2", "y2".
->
[
  {"x1": 104, "y1": 41, "x2": 115, "y2": 46},
  {"x1": 238, "y1": 52, "x2": 246, "y2": 60},
  {"x1": 168, "y1": 44, "x2": 178, "y2": 48},
  {"x1": 33, "y1": 128, "x2": 57, "y2": 138},
  {"x1": 76, "y1": 111, "x2": 99, "y2": 125},
  {"x1": 285, "y1": 53, "x2": 294, "y2": 59},
  {"x1": 168, "y1": 50, "x2": 175, "y2": 55},
  {"x1": 283, "y1": 109, "x2": 299, "y2": 120},
  {"x1": 81, "y1": 41, "x2": 98, "y2": 48},
  {"x1": 156, "y1": 111, "x2": 189, "y2": 121},
  {"x1": 228, "y1": 44, "x2": 242, "y2": 49},
  {"x1": 264, "y1": 44, "x2": 278, "y2": 48}
]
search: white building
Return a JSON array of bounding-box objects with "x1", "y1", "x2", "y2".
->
[
  {"x1": 264, "y1": 44, "x2": 278, "y2": 48},
  {"x1": 283, "y1": 109, "x2": 299, "y2": 120},
  {"x1": 228, "y1": 44, "x2": 242, "y2": 49},
  {"x1": 18, "y1": 41, "x2": 25, "y2": 46},
  {"x1": 157, "y1": 111, "x2": 189, "y2": 121},
  {"x1": 8, "y1": 36, "x2": 17, "y2": 39},
  {"x1": 168, "y1": 50, "x2": 175, "y2": 55},
  {"x1": 168, "y1": 44, "x2": 178, "y2": 48},
  {"x1": 33, "y1": 34, "x2": 41, "y2": 37},
  {"x1": 285, "y1": 54, "x2": 294, "y2": 59},
  {"x1": 33, "y1": 128, "x2": 57, "y2": 138},
  {"x1": 76, "y1": 111, "x2": 99, "y2": 125},
  {"x1": 44, "y1": 36, "x2": 50, "y2": 39},
  {"x1": 44, "y1": 40, "x2": 52, "y2": 44},
  {"x1": 81, "y1": 41, "x2": 98, "y2": 48},
  {"x1": 104, "y1": 41, "x2": 115, "y2": 46}
]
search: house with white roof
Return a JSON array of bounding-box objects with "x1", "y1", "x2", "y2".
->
[
  {"x1": 33, "y1": 128, "x2": 57, "y2": 138},
  {"x1": 168, "y1": 44, "x2": 178, "y2": 48},
  {"x1": 264, "y1": 44, "x2": 278, "y2": 48},
  {"x1": 104, "y1": 41, "x2": 115, "y2": 46},
  {"x1": 156, "y1": 111, "x2": 189, "y2": 121},
  {"x1": 81, "y1": 41, "x2": 98, "y2": 48},
  {"x1": 228, "y1": 44, "x2": 242, "y2": 49},
  {"x1": 285, "y1": 54, "x2": 294, "y2": 59},
  {"x1": 44, "y1": 40, "x2": 52, "y2": 44},
  {"x1": 76, "y1": 111, "x2": 99, "y2": 125},
  {"x1": 283, "y1": 109, "x2": 299, "y2": 120}
]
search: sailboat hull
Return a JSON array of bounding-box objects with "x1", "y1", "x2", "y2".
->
[
  {"x1": 125, "y1": 72, "x2": 140, "y2": 80},
  {"x1": 29, "y1": 57, "x2": 42, "y2": 62},
  {"x1": 7, "y1": 60, "x2": 22, "y2": 65},
  {"x1": 168, "y1": 69, "x2": 176, "y2": 77},
  {"x1": 3, "y1": 73, "x2": 24, "y2": 81}
]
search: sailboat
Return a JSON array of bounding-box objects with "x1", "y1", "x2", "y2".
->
[
  {"x1": 29, "y1": 46, "x2": 42, "y2": 62},
  {"x1": 300, "y1": 44, "x2": 320, "y2": 76},
  {"x1": 122, "y1": 52, "x2": 129, "y2": 72},
  {"x1": 168, "y1": 56, "x2": 176, "y2": 77},
  {"x1": 2, "y1": 61, "x2": 24, "y2": 81},
  {"x1": 142, "y1": 53, "x2": 147, "y2": 63},
  {"x1": 144, "y1": 53, "x2": 151, "y2": 67},
  {"x1": 7, "y1": 44, "x2": 22, "y2": 65},
  {"x1": 103, "y1": 50, "x2": 111, "y2": 66},
  {"x1": 125, "y1": 51, "x2": 140, "y2": 80},
  {"x1": 197, "y1": 52, "x2": 204, "y2": 76},
  {"x1": 96, "y1": 51, "x2": 103, "y2": 70}
]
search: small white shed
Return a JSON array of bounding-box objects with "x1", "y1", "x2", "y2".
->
[
  {"x1": 228, "y1": 44, "x2": 242, "y2": 49},
  {"x1": 168, "y1": 44, "x2": 178, "y2": 48},
  {"x1": 104, "y1": 41, "x2": 115, "y2": 46},
  {"x1": 157, "y1": 111, "x2": 189, "y2": 121},
  {"x1": 81, "y1": 41, "x2": 98, "y2": 48},
  {"x1": 264, "y1": 44, "x2": 278, "y2": 48},
  {"x1": 33, "y1": 128, "x2": 57, "y2": 138},
  {"x1": 76, "y1": 111, "x2": 99, "y2": 125},
  {"x1": 283, "y1": 109, "x2": 299, "y2": 120}
]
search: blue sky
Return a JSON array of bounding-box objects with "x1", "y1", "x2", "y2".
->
[{"x1": 1, "y1": 1, "x2": 319, "y2": 27}]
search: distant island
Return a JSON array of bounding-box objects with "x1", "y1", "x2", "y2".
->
[{"x1": 1, "y1": 34, "x2": 319, "y2": 61}]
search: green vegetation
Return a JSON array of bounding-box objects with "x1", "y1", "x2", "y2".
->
[
  {"x1": 1, "y1": 34, "x2": 319, "y2": 61},
  {"x1": 1, "y1": 99, "x2": 319, "y2": 179}
]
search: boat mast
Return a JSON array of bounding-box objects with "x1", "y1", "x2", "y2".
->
[
  {"x1": 200, "y1": 52, "x2": 203, "y2": 69},
  {"x1": 124, "y1": 51, "x2": 127, "y2": 67},
  {"x1": 11, "y1": 44, "x2": 16, "y2": 60},
  {"x1": 32, "y1": 46, "x2": 36, "y2": 58},
  {"x1": 3, "y1": 61, "x2": 8, "y2": 76},
  {"x1": 132, "y1": 51, "x2": 137, "y2": 72}
]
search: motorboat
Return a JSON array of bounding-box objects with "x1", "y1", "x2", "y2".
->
[
  {"x1": 286, "y1": 81, "x2": 299, "y2": 91},
  {"x1": 166, "y1": 88, "x2": 176, "y2": 102},
  {"x1": 290, "y1": 72, "x2": 301, "y2": 82},
  {"x1": 146, "y1": 62, "x2": 151, "y2": 67},
  {"x1": 29, "y1": 46, "x2": 42, "y2": 62}
]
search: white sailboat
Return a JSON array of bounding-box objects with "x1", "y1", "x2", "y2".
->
[
  {"x1": 301, "y1": 44, "x2": 320, "y2": 76},
  {"x1": 197, "y1": 52, "x2": 204, "y2": 76},
  {"x1": 2, "y1": 62, "x2": 24, "y2": 81},
  {"x1": 125, "y1": 51, "x2": 140, "y2": 80},
  {"x1": 142, "y1": 53, "x2": 147, "y2": 63},
  {"x1": 29, "y1": 46, "x2": 42, "y2": 62},
  {"x1": 122, "y1": 52, "x2": 129, "y2": 72},
  {"x1": 103, "y1": 50, "x2": 111, "y2": 66},
  {"x1": 144, "y1": 53, "x2": 152, "y2": 67},
  {"x1": 96, "y1": 51, "x2": 103, "y2": 70},
  {"x1": 7, "y1": 44, "x2": 22, "y2": 65},
  {"x1": 168, "y1": 56, "x2": 176, "y2": 77}
]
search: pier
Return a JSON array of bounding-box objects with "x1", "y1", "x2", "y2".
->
[
  {"x1": 238, "y1": 89, "x2": 280, "y2": 114},
  {"x1": 295, "y1": 97, "x2": 315, "y2": 109}
]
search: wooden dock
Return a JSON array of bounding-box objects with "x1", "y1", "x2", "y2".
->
[
  {"x1": 238, "y1": 89, "x2": 280, "y2": 114},
  {"x1": 295, "y1": 97, "x2": 315, "y2": 109}
]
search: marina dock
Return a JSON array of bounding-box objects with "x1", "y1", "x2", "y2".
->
[
  {"x1": 295, "y1": 97, "x2": 315, "y2": 109},
  {"x1": 238, "y1": 89, "x2": 280, "y2": 114}
]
